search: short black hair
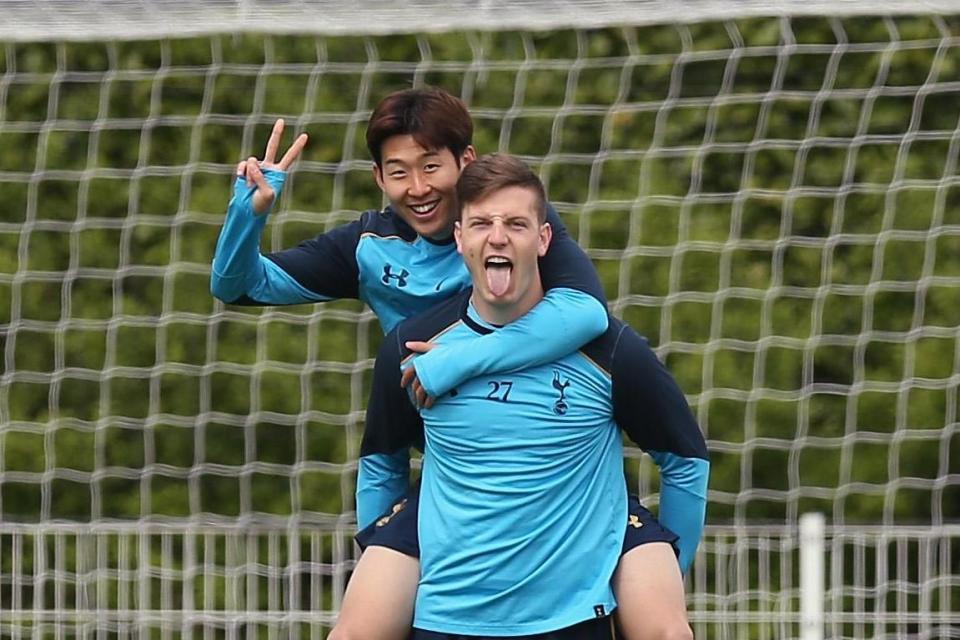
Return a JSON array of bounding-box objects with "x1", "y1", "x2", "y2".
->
[{"x1": 366, "y1": 86, "x2": 473, "y2": 167}]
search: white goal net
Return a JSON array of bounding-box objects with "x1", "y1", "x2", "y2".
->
[{"x1": 1, "y1": 1, "x2": 959, "y2": 637}]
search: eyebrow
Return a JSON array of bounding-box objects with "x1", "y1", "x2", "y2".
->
[
  {"x1": 468, "y1": 212, "x2": 534, "y2": 223},
  {"x1": 383, "y1": 150, "x2": 441, "y2": 166}
]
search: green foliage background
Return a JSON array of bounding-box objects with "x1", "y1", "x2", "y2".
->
[{"x1": 1, "y1": 15, "x2": 959, "y2": 532}]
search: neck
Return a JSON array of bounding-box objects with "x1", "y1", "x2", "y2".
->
[
  {"x1": 470, "y1": 282, "x2": 544, "y2": 327},
  {"x1": 422, "y1": 229, "x2": 455, "y2": 244}
]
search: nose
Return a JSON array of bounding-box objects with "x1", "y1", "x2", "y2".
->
[
  {"x1": 408, "y1": 171, "x2": 430, "y2": 198},
  {"x1": 488, "y1": 220, "x2": 507, "y2": 245}
]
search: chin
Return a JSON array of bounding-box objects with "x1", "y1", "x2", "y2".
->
[
  {"x1": 405, "y1": 208, "x2": 450, "y2": 236},
  {"x1": 485, "y1": 292, "x2": 515, "y2": 306},
  {"x1": 419, "y1": 219, "x2": 454, "y2": 240}
]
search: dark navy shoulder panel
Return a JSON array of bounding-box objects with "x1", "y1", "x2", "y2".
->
[
  {"x1": 359, "y1": 205, "x2": 419, "y2": 242},
  {"x1": 262, "y1": 207, "x2": 418, "y2": 301},
  {"x1": 264, "y1": 214, "x2": 365, "y2": 300},
  {"x1": 609, "y1": 324, "x2": 708, "y2": 460},
  {"x1": 361, "y1": 323, "x2": 424, "y2": 457},
  {"x1": 539, "y1": 203, "x2": 607, "y2": 304},
  {"x1": 394, "y1": 289, "x2": 474, "y2": 356},
  {"x1": 361, "y1": 288, "x2": 471, "y2": 458}
]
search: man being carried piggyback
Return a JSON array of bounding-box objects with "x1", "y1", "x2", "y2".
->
[{"x1": 352, "y1": 154, "x2": 709, "y2": 639}]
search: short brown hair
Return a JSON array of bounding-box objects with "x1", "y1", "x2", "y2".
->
[
  {"x1": 366, "y1": 86, "x2": 473, "y2": 167},
  {"x1": 456, "y1": 154, "x2": 547, "y2": 222}
]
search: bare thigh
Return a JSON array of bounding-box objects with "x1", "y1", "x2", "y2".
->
[
  {"x1": 329, "y1": 546, "x2": 420, "y2": 640},
  {"x1": 612, "y1": 542, "x2": 691, "y2": 640}
]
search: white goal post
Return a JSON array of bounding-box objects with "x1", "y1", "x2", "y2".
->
[
  {"x1": 2, "y1": 1, "x2": 959, "y2": 41},
  {"x1": 1, "y1": 1, "x2": 959, "y2": 638}
]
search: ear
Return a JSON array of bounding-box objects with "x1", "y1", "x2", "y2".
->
[
  {"x1": 372, "y1": 163, "x2": 385, "y2": 191},
  {"x1": 454, "y1": 220, "x2": 464, "y2": 254},
  {"x1": 538, "y1": 222, "x2": 552, "y2": 257},
  {"x1": 460, "y1": 145, "x2": 477, "y2": 168}
]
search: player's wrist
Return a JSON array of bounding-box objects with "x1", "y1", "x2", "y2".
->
[
  {"x1": 411, "y1": 351, "x2": 445, "y2": 398},
  {"x1": 233, "y1": 167, "x2": 287, "y2": 216}
]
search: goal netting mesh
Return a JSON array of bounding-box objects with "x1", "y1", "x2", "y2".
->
[{"x1": 1, "y1": 1, "x2": 959, "y2": 637}]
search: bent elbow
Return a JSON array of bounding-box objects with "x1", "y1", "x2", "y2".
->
[
  {"x1": 581, "y1": 293, "x2": 609, "y2": 334},
  {"x1": 210, "y1": 273, "x2": 242, "y2": 304}
]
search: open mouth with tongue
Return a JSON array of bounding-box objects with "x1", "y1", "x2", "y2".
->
[{"x1": 484, "y1": 256, "x2": 513, "y2": 297}]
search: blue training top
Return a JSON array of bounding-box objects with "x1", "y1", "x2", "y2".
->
[
  {"x1": 210, "y1": 169, "x2": 610, "y2": 526},
  {"x1": 366, "y1": 290, "x2": 710, "y2": 635}
]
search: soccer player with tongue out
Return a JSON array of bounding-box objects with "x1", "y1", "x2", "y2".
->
[{"x1": 350, "y1": 154, "x2": 708, "y2": 640}]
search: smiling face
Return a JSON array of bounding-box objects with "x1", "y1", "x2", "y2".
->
[
  {"x1": 455, "y1": 184, "x2": 552, "y2": 325},
  {"x1": 373, "y1": 134, "x2": 476, "y2": 241}
]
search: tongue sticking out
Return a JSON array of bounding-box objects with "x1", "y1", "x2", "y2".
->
[{"x1": 486, "y1": 265, "x2": 512, "y2": 297}]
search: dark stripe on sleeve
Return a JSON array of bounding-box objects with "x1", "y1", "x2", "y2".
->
[
  {"x1": 611, "y1": 325, "x2": 709, "y2": 460},
  {"x1": 264, "y1": 217, "x2": 364, "y2": 301},
  {"x1": 361, "y1": 327, "x2": 424, "y2": 457},
  {"x1": 539, "y1": 203, "x2": 607, "y2": 304},
  {"x1": 361, "y1": 290, "x2": 474, "y2": 457}
]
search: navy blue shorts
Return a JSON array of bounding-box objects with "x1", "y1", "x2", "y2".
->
[
  {"x1": 355, "y1": 486, "x2": 679, "y2": 561},
  {"x1": 354, "y1": 490, "x2": 421, "y2": 558},
  {"x1": 412, "y1": 616, "x2": 615, "y2": 639}
]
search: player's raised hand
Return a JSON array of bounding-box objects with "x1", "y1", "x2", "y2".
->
[{"x1": 235, "y1": 118, "x2": 308, "y2": 214}]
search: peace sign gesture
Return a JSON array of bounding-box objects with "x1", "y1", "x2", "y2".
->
[{"x1": 236, "y1": 118, "x2": 308, "y2": 214}]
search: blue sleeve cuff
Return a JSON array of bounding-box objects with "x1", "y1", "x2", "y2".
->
[
  {"x1": 413, "y1": 289, "x2": 608, "y2": 397},
  {"x1": 234, "y1": 168, "x2": 288, "y2": 215},
  {"x1": 356, "y1": 450, "x2": 410, "y2": 530},
  {"x1": 649, "y1": 451, "x2": 709, "y2": 574},
  {"x1": 211, "y1": 170, "x2": 288, "y2": 300}
]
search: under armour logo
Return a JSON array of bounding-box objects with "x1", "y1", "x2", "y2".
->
[
  {"x1": 552, "y1": 370, "x2": 571, "y2": 415},
  {"x1": 382, "y1": 264, "x2": 409, "y2": 287},
  {"x1": 376, "y1": 498, "x2": 407, "y2": 527},
  {"x1": 628, "y1": 514, "x2": 643, "y2": 529}
]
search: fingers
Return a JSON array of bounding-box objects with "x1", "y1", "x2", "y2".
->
[
  {"x1": 263, "y1": 119, "x2": 284, "y2": 165},
  {"x1": 404, "y1": 341, "x2": 436, "y2": 354},
  {"x1": 247, "y1": 119, "x2": 305, "y2": 173},
  {"x1": 401, "y1": 346, "x2": 438, "y2": 407},
  {"x1": 246, "y1": 158, "x2": 276, "y2": 214},
  {"x1": 401, "y1": 368, "x2": 434, "y2": 409},
  {"x1": 415, "y1": 387, "x2": 436, "y2": 409},
  {"x1": 277, "y1": 133, "x2": 308, "y2": 171},
  {"x1": 235, "y1": 161, "x2": 247, "y2": 178},
  {"x1": 412, "y1": 378, "x2": 428, "y2": 408},
  {"x1": 244, "y1": 157, "x2": 264, "y2": 188}
]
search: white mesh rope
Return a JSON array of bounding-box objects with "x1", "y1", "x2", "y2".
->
[{"x1": 1, "y1": 8, "x2": 959, "y2": 639}]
